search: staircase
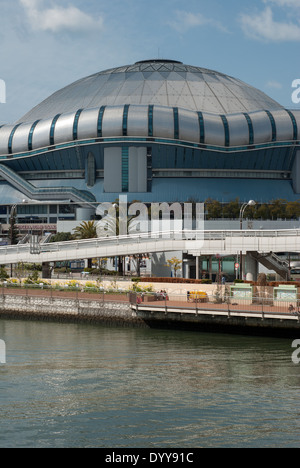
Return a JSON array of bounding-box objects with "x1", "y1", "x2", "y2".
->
[
  {"x1": 248, "y1": 251, "x2": 290, "y2": 280},
  {"x1": 0, "y1": 164, "x2": 95, "y2": 205}
]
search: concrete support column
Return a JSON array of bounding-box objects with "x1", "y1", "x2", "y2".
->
[
  {"x1": 42, "y1": 262, "x2": 51, "y2": 279},
  {"x1": 245, "y1": 254, "x2": 258, "y2": 282},
  {"x1": 196, "y1": 256, "x2": 199, "y2": 280},
  {"x1": 184, "y1": 263, "x2": 190, "y2": 279}
]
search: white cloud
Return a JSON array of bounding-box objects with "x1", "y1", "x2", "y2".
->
[
  {"x1": 266, "y1": 80, "x2": 283, "y2": 89},
  {"x1": 20, "y1": 0, "x2": 104, "y2": 34},
  {"x1": 169, "y1": 10, "x2": 228, "y2": 33},
  {"x1": 240, "y1": 6, "x2": 300, "y2": 42},
  {"x1": 263, "y1": 0, "x2": 300, "y2": 7}
]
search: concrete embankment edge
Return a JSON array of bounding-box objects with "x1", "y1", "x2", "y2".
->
[
  {"x1": 0, "y1": 294, "x2": 300, "y2": 337},
  {"x1": 0, "y1": 294, "x2": 146, "y2": 328}
]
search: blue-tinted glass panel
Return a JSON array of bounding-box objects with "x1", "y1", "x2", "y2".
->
[
  {"x1": 50, "y1": 114, "x2": 61, "y2": 146},
  {"x1": 243, "y1": 113, "x2": 254, "y2": 145},
  {"x1": 197, "y1": 112, "x2": 205, "y2": 144},
  {"x1": 28, "y1": 120, "x2": 40, "y2": 151},
  {"x1": 220, "y1": 115, "x2": 230, "y2": 147},
  {"x1": 173, "y1": 108, "x2": 179, "y2": 140},
  {"x1": 8, "y1": 124, "x2": 21, "y2": 154},
  {"x1": 123, "y1": 105, "x2": 130, "y2": 137},
  {"x1": 285, "y1": 109, "x2": 298, "y2": 141},
  {"x1": 122, "y1": 147, "x2": 129, "y2": 192},
  {"x1": 148, "y1": 105, "x2": 154, "y2": 137},
  {"x1": 97, "y1": 106, "x2": 106, "y2": 137},
  {"x1": 265, "y1": 110, "x2": 276, "y2": 142},
  {"x1": 73, "y1": 109, "x2": 83, "y2": 140}
]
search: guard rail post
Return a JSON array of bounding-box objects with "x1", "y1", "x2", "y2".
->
[{"x1": 227, "y1": 296, "x2": 231, "y2": 319}]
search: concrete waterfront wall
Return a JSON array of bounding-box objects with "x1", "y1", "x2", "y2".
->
[
  {"x1": 1, "y1": 293, "x2": 300, "y2": 337},
  {"x1": 0, "y1": 294, "x2": 145, "y2": 327},
  {"x1": 135, "y1": 309, "x2": 300, "y2": 338}
]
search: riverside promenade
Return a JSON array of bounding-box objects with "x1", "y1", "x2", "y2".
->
[{"x1": 0, "y1": 282, "x2": 300, "y2": 337}]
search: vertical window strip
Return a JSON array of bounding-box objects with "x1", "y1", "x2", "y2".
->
[
  {"x1": 220, "y1": 115, "x2": 230, "y2": 147},
  {"x1": 28, "y1": 120, "x2": 40, "y2": 151},
  {"x1": 173, "y1": 107, "x2": 179, "y2": 139},
  {"x1": 197, "y1": 111, "x2": 205, "y2": 144},
  {"x1": 122, "y1": 147, "x2": 129, "y2": 192},
  {"x1": 50, "y1": 114, "x2": 61, "y2": 146},
  {"x1": 148, "y1": 105, "x2": 154, "y2": 137},
  {"x1": 123, "y1": 104, "x2": 130, "y2": 137},
  {"x1": 147, "y1": 147, "x2": 152, "y2": 192},
  {"x1": 73, "y1": 109, "x2": 83, "y2": 141},
  {"x1": 265, "y1": 110, "x2": 276, "y2": 142},
  {"x1": 8, "y1": 124, "x2": 21, "y2": 154},
  {"x1": 97, "y1": 106, "x2": 106, "y2": 137},
  {"x1": 285, "y1": 109, "x2": 298, "y2": 141},
  {"x1": 243, "y1": 113, "x2": 254, "y2": 145}
]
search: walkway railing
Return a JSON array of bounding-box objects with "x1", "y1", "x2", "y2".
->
[
  {"x1": 0, "y1": 228, "x2": 300, "y2": 257},
  {"x1": 0, "y1": 283, "x2": 129, "y2": 304},
  {"x1": 1, "y1": 284, "x2": 299, "y2": 323},
  {"x1": 129, "y1": 291, "x2": 300, "y2": 322}
]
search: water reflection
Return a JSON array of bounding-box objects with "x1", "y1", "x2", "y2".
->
[{"x1": 0, "y1": 319, "x2": 299, "y2": 448}]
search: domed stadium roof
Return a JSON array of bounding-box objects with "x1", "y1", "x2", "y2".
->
[{"x1": 18, "y1": 59, "x2": 283, "y2": 123}]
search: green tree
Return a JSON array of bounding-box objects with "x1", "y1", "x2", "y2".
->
[
  {"x1": 0, "y1": 266, "x2": 8, "y2": 280},
  {"x1": 269, "y1": 199, "x2": 287, "y2": 220},
  {"x1": 223, "y1": 198, "x2": 240, "y2": 219},
  {"x1": 286, "y1": 201, "x2": 300, "y2": 219},
  {"x1": 73, "y1": 221, "x2": 97, "y2": 269},
  {"x1": 205, "y1": 198, "x2": 222, "y2": 219},
  {"x1": 165, "y1": 257, "x2": 182, "y2": 278},
  {"x1": 50, "y1": 232, "x2": 75, "y2": 243},
  {"x1": 73, "y1": 220, "x2": 97, "y2": 239},
  {"x1": 255, "y1": 203, "x2": 270, "y2": 220}
]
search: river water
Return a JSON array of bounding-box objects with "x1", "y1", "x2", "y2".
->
[{"x1": 0, "y1": 318, "x2": 299, "y2": 448}]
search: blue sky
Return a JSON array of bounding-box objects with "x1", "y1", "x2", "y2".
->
[{"x1": 0, "y1": 0, "x2": 300, "y2": 124}]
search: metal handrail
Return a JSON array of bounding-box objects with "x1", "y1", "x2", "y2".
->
[
  {"x1": 130, "y1": 292, "x2": 300, "y2": 321},
  {"x1": 1, "y1": 228, "x2": 300, "y2": 256}
]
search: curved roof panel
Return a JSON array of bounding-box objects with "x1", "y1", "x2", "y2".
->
[{"x1": 17, "y1": 60, "x2": 283, "y2": 123}]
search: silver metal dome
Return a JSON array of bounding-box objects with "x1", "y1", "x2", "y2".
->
[
  {"x1": 1, "y1": 59, "x2": 298, "y2": 158},
  {"x1": 18, "y1": 59, "x2": 283, "y2": 123}
]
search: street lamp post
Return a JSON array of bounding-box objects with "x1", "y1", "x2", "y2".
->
[
  {"x1": 239, "y1": 200, "x2": 256, "y2": 280},
  {"x1": 9, "y1": 204, "x2": 18, "y2": 277}
]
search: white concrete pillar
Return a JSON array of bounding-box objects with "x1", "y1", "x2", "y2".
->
[
  {"x1": 245, "y1": 254, "x2": 258, "y2": 282},
  {"x1": 196, "y1": 256, "x2": 199, "y2": 280}
]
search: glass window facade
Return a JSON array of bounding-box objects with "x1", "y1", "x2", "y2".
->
[
  {"x1": 73, "y1": 109, "x2": 83, "y2": 140},
  {"x1": 148, "y1": 105, "x2": 154, "y2": 137},
  {"x1": 97, "y1": 106, "x2": 106, "y2": 137},
  {"x1": 197, "y1": 112, "x2": 205, "y2": 144},
  {"x1": 243, "y1": 113, "x2": 254, "y2": 145},
  {"x1": 286, "y1": 109, "x2": 298, "y2": 141},
  {"x1": 265, "y1": 110, "x2": 277, "y2": 142},
  {"x1": 8, "y1": 124, "x2": 21, "y2": 154},
  {"x1": 173, "y1": 108, "x2": 179, "y2": 140},
  {"x1": 122, "y1": 147, "x2": 129, "y2": 192},
  {"x1": 221, "y1": 115, "x2": 230, "y2": 147},
  {"x1": 123, "y1": 105, "x2": 130, "y2": 137},
  {"x1": 28, "y1": 120, "x2": 40, "y2": 151},
  {"x1": 50, "y1": 114, "x2": 61, "y2": 146}
]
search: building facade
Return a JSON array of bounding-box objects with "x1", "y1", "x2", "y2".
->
[{"x1": 0, "y1": 59, "x2": 299, "y2": 236}]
